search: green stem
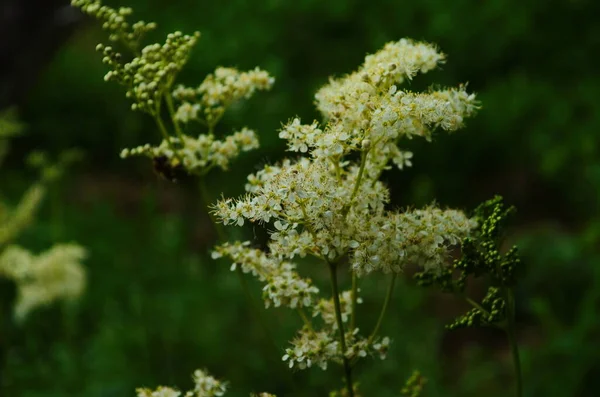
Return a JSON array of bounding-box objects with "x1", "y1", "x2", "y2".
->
[
  {"x1": 505, "y1": 288, "x2": 523, "y2": 397},
  {"x1": 164, "y1": 93, "x2": 186, "y2": 141},
  {"x1": 153, "y1": 113, "x2": 185, "y2": 166},
  {"x1": 464, "y1": 295, "x2": 492, "y2": 318},
  {"x1": 349, "y1": 150, "x2": 368, "y2": 203},
  {"x1": 350, "y1": 272, "x2": 358, "y2": 331},
  {"x1": 328, "y1": 261, "x2": 355, "y2": 397},
  {"x1": 297, "y1": 307, "x2": 314, "y2": 332},
  {"x1": 368, "y1": 273, "x2": 397, "y2": 344},
  {"x1": 342, "y1": 148, "x2": 369, "y2": 218}
]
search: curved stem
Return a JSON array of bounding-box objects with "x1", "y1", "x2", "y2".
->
[
  {"x1": 505, "y1": 288, "x2": 523, "y2": 397},
  {"x1": 328, "y1": 261, "x2": 355, "y2": 397},
  {"x1": 368, "y1": 273, "x2": 397, "y2": 344}
]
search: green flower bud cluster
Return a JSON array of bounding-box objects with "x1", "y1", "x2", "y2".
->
[
  {"x1": 446, "y1": 287, "x2": 505, "y2": 330},
  {"x1": 72, "y1": 0, "x2": 156, "y2": 51},
  {"x1": 414, "y1": 196, "x2": 522, "y2": 330},
  {"x1": 73, "y1": 0, "x2": 273, "y2": 178},
  {"x1": 97, "y1": 30, "x2": 200, "y2": 114},
  {"x1": 400, "y1": 370, "x2": 426, "y2": 397}
]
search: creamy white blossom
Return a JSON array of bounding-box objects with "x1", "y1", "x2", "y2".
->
[
  {"x1": 136, "y1": 368, "x2": 274, "y2": 397},
  {"x1": 121, "y1": 127, "x2": 259, "y2": 174},
  {"x1": 313, "y1": 290, "x2": 362, "y2": 330},
  {"x1": 0, "y1": 244, "x2": 86, "y2": 320},
  {"x1": 212, "y1": 241, "x2": 319, "y2": 309}
]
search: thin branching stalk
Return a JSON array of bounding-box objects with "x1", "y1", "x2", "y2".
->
[
  {"x1": 505, "y1": 288, "x2": 523, "y2": 397},
  {"x1": 350, "y1": 272, "x2": 358, "y2": 331},
  {"x1": 328, "y1": 260, "x2": 355, "y2": 397},
  {"x1": 297, "y1": 307, "x2": 314, "y2": 332},
  {"x1": 153, "y1": 113, "x2": 184, "y2": 165},
  {"x1": 164, "y1": 93, "x2": 186, "y2": 142},
  {"x1": 368, "y1": 273, "x2": 396, "y2": 344}
]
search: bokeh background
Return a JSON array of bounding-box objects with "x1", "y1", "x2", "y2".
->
[{"x1": 2, "y1": 0, "x2": 600, "y2": 396}]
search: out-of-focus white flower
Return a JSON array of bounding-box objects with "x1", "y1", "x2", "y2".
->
[{"x1": 0, "y1": 243, "x2": 86, "y2": 321}]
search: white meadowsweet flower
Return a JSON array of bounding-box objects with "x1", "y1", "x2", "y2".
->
[
  {"x1": 313, "y1": 290, "x2": 362, "y2": 330},
  {"x1": 0, "y1": 244, "x2": 86, "y2": 321},
  {"x1": 282, "y1": 328, "x2": 339, "y2": 370},
  {"x1": 213, "y1": 241, "x2": 319, "y2": 309},
  {"x1": 186, "y1": 369, "x2": 228, "y2": 397},
  {"x1": 197, "y1": 67, "x2": 275, "y2": 125},
  {"x1": 121, "y1": 127, "x2": 259, "y2": 174},
  {"x1": 350, "y1": 207, "x2": 477, "y2": 276},
  {"x1": 136, "y1": 386, "x2": 181, "y2": 397}
]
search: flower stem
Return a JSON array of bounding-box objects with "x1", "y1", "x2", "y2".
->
[
  {"x1": 464, "y1": 295, "x2": 492, "y2": 318},
  {"x1": 297, "y1": 307, "x2": 314, "y2": 332},
  {"x1": 368, "y1": 273, "x2": 396, "y2": 344},
  {"x1": 505, "y1": 288, "x2": 523, "y2": 397},
  {"x1": 153, "y1": 112, "x2": 185, "y2": 166},
  {"x1": 164, "y1": 93, "x2": 186, "y2": 142},
  {"x1": 350, "y1": 272, "x2": 358, "y2": 331},
  {"x1": 349, "y1": 149, "x2": 368, "y2": 203},
  {"x1": 328, "y1": 261, "x2": 355, "y2": 397}
]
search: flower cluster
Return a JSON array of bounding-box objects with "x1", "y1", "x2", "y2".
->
[
  {"x1": 72, "y1": 0, "x2": 274, "y2": 177},
  {"x1": 282, "y1": 326, "x2": 387, "y2": 371},
  {"x1": 136, "y1": 368, "x2": 274, "y2": 397},
  {"x1": 174, "y1": 67, "x2": 275, "y2": 127},
  {"x1": 351, "y1": 207, "x2": 476, "y2": 276},
  {"x1": 0, "y1": 244, "x2": 86, "y2": 320},
  {"x1": 121, "y1": 127, "x2": 259, "y2": 175},
  {"x1": 312, "y1": 39, "x2": 477, "y2": 161},
  {"x1": 212, "y1": 241, "x2": 319, "y2": 309},
  {"x1": 72, "y1": 0, "x2": 156, "y2": 50},
  {"x1": 213, "y1": 38, "x2": 478, "y2": 375},
  {"x1": 97, "y1": 31, "x2": 200, "y2": 114}
]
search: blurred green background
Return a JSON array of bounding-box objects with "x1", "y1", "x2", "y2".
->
[{"x1": 2, "y1": 0, "x2": 600, "y2": 395}]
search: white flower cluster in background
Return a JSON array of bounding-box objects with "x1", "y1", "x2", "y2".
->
[
  {"x1": 121, "y1": 127, "x2": 259, "y2": 174},
  {"x1": 174, "y1": 67, "x2": 275, "y2": 127},
  {"x1": 71, "y1": 0, "x2": 274, "y2": 177},
  {"x1": 136, "y1": 368, "x2": 274, "y2": 397},
  {"x1": 213, "y1": 38, "x2": 479, "y2": 372},
  {"x1": 0, "y1": 244, "x2": 86, "y2": 321}
]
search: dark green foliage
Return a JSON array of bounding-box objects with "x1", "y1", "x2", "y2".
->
[{"x1": 3, "y1": 0, "x2": 600, "y2": 395}]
